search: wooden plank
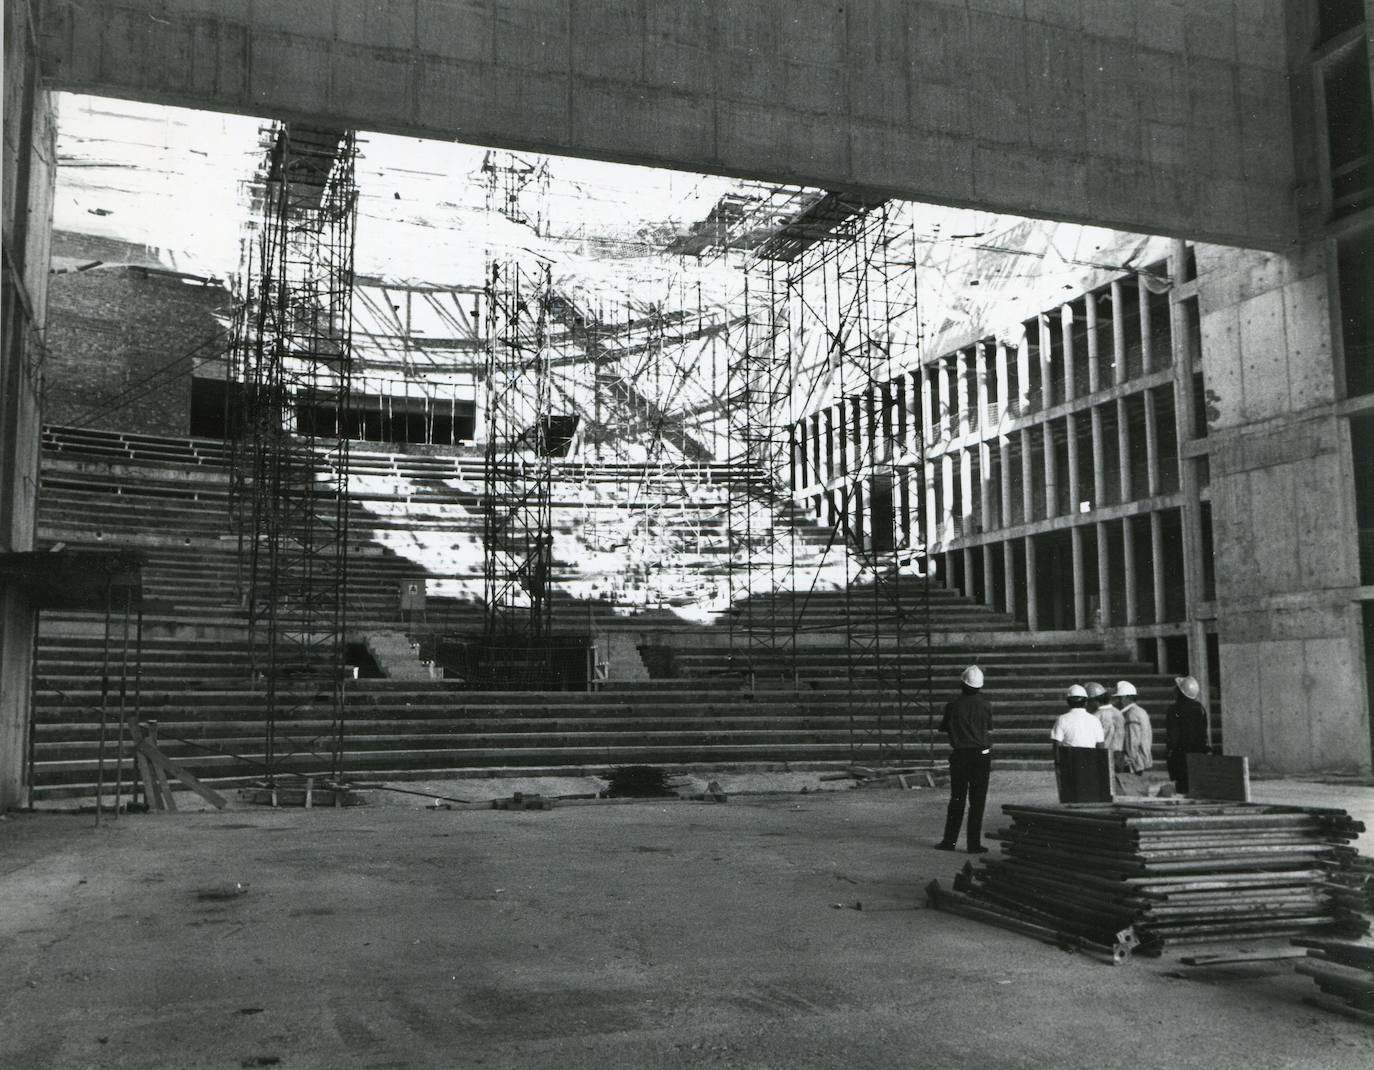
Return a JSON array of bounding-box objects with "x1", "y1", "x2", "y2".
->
[
  {"x1": 1187, "y1": 754, "x2": 1251, "y2": 802},
  {"x1": 1303, "y1": 994, "x2": 1374, "y2": 1025}
]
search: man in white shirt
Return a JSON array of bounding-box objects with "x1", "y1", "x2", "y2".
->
[{"x1": 1051, "y1": 684, "x2": 1105, "y2": 751}]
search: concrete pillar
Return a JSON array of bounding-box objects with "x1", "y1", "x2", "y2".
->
[
  {"x1": 1139, "y1": 275, "x2": 1153, "y2": 374},
  {"x1": 1025, "y1": 535, "x2": 1039, "y2": 631},
  {"x1": 936, "y1": 360, "x2": 951, "y2": 444},
  {"x1": 999, "y1": 438, "x2": 1013, "y2": 529},
  {"x1": 994, "y1": 342, "x2": 1009, "y2": 427},
  {"x1": 940, "y1": 453, "x2": 955, "y2": 545},
  {"x1": 918, "y1": 368, "x2": 933, "y2": 449},
  {"x1": 1111, "y1": 279, "x2": 1127, "y2": 387},
  {"x1": 974, "y1": 342, "x2": 989, "y2": 433},
  {"x1": 1117, "y1": 397, "x2": 1132, "y2": 501},
  {"x1": 1150, "y1": 510, "x2": 1166, "y2": 623},
  {"x1": 924, "y1": 461, "x2": 938, "y2": 552},
  {"x1": 1086, "y1": 294, "x2": 1100, "y2": 394},
  {"x1": 978, "y1": 441, "x2": 993, "y2": 532},
  {"x1": 1016, "y1": 333, "x2": 1031, "y2": 416},
  {"x1": 1070, "y1": 525, "x2": 1086, "y2": 630},
  {"x1": 1020, "y1": 428, "x2": 1035, "y2": 522},
  {"x1": 1144, "y1": 390, "x2": 1161, "y2": 497},
  {"x1": 1002, "y1": 540, "x2": 1017, "y2": 619},
  {"x1": 1091, "y1": 406, "x2": 1106, "y2": 507},
  {"x1": 1096, "y1": 520, "x2": 1111, "y2": 629},
  {"x1": 1123, "y1": 516, "x2": 1139, "y2": 624},
  {"x1": 1061, "y1": 303, "x2": 1076, "y2": 402},
  {"x1": 1038, "y1": 316, "x2": 1054, "y2": 409},
  {"x1": 1042, "y1": 423, "x2": 1057, "y2": 518},
  {"x1": 959, "y1": 447, "x2": 973, "y2": 537},
  {"x1": 955, "y1": 350, "x2": 970, "y2": 436},
  {"x1": 1066, "y1": 412, "x2": 1081, "y2": 514}
]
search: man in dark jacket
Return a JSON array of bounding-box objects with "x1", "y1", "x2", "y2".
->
[
  {"x1": 1165, "y1": 675, "x2": 1210, "y2": 793},
  {"x1": 935, "y1": 665, "x2": 992, "y2": 854}
]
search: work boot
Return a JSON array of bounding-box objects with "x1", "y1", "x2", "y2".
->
[
  {"x1": 934, "y1": 841, "x2": 956, "y2": 851},
  {"x1": 967, "y1": 845, "x2": 989, "y2": 854}
]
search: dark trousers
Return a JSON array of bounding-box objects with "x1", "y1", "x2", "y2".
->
[{"x1": 942, "y1": 749, "x2": 992, "y2": 848}]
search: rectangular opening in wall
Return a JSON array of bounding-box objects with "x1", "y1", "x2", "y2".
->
[
  {"x1": 1205, "y1": 631, "x2": 1222, "y2": 747},
  {"x1": 1159, "y1": 508, "x2": 1187, "y2": 621},
  {"x1": 1200, "y1": 500, "x2": 1216, "y2": 602},
  {"x1": 1080, "y1": 524, "x2": 1100, "y2": 628},
  {"x1": 1098, "y1": 403, "x2": 1121, "y2": 506},
  {"x1": 1092, "y1": 287, "x2": 1115, "y2": 388},
  {"x1": 1121, "y1": 277, "x2": 1144, "y2": 380},
  {"x1": 1135, "y1": 638, "x2": 1159, "y2": 672},
  {"x1": 1126, "y1": 393, "x2": 1151, "y2": 499},
  {"x1": 1323, "y1": 41, "x2": 1374, "y2": 219},
  {"x1": 1146, "y1": 272, "x2": 1172, "y2": 369},
  {"x1": 1153, "y1": 386, "x2": 1180, "y2": 493},
  {"x1": 1338, "y1": 228, "x2": 1374, "y2": 397},
  {"x1": 1047, "y1": 315, "x2": 1068, "y2": 404},
  {"x1": 1131, "y1": 513, "x2": 1156, "y2": 624},
  {"x1": 1073, "y1": 415, "x2": 1094, "y2": 512},
  {"x1": 1350, "y1": 412, "x2": 1374, "y2": 583},
  {"x1": 990, "y1": 540, "x2": 1007, "y2": 612},
  {"x1": 189, "y1": 375, "x2": 230, "y2": 438},
  {"x1": 1002, "y1": 345, "x2": 1020, "y2": 418},
  {"x1": 1029, "y1": 434, "x2": 1047, "y2": 522},
  {"x1": 1051, "y1": 419, "x2": 1070, "y2": 516},
  {"x1": 1182, "y1": 244, "x2": 1197, "y2": 283},
  {"x1": 1025, "y1": 320, "x2": 1042, "y2": 412},
  {"x1": 1192, "y1": 370, "x2": 1209, "y2": 439},
  {"x1": 949, "y1": 456, "x2": 964, "y2": 539},
  {"x1": 1011, "y1": 538, "x2": 1028, "y2": 624},
  {"x1": 869, "y1": 473, "x2": 895, "y2": 552},
  {"x1": 971, "y1": 546, "x2": 987, "y2": 603},
  {"x1": 1007, "y1": 435, "x2": 1025, "y2": 525},
  {"x1": 1069, "y1": 300, "x2": 1091, "y2": 397},
  {"x1": 1106, "y1": 519, "x2": 1128, "y2": 627},
  {"x1": 1162, "y1": 633, "x2": 1189, "y2": 677},
  {"x1": 1362, "y1": 603, "x2": 1374, "y2": 770},
  {"x1": 1033, "y1": 530, "x2": 1074, "y2": 630}
]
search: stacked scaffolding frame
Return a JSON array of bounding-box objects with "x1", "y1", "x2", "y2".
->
[{"x1": 228, "y1": 123, "x2": 359, "y2": 783}]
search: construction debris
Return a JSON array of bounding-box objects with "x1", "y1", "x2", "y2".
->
[
  {"x1": 492, "y1": 792, "x2": 555, "y2": 811},
  {"x1": 935, "y1": 800, "x2": 1371, "y2": 959},
  {"x1": 604, "y1": 766, "x2": 673, "y2": 798},
  {"x1": 239, "y1": 780, "x2": 366, "y2": 808},
  {"x1": 1293, "y1": 937, "x2": 1374, "y2": 1024}
]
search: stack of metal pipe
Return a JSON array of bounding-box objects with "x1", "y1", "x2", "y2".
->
[
  {"x1": 955, "y1": 801, "x2": 1370, "y2": 953},
  {"x1": 1293, "y1": 937, "x2": 1374, "y2": 1025}
]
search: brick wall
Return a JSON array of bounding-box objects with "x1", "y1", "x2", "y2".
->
[{"x1": 44, "y1": 263, "x2": 230, "y2": 436}]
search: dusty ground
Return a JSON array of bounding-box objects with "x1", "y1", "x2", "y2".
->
[{"x1": 3, "y1": 772, "x2": 1373, "y2": 1070}]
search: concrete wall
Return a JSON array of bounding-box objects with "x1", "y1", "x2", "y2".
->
[
  {"x1": 1198, "y1": 243, "x2": 1372, "y2": 773},
  {"x1": 35, "y1": 0, "x2": 1298, "y2": 249},
  {"x1": 1, "y1": 0, "x2": 58, "y2": 810}
]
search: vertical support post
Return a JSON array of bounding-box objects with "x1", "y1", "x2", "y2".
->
[
  {"x1": 1066, "y1": 412, "x2": 1080, "y2": 514},
  {"x1": 1061, "y1": 303, "x2": 1075, "y2": 403},
  {"x1": 1144, "y1": 389, "x2": 1161, "y2": 498},
  {"x1": 1042, "y1": 423, "x2": 1057, "y2": 519},
  {"x1": 1123, "y1": 516, "x2": 1139, "y2": 625},
  {"x1": 1070, "y1": 525, "x2": 1086, "y2": 630},
  {"x1": 1025, "y1": 535, "x2": 1039, "y2": 631},
  {"x1": 1016, "y1": 332, "x2": 1031, "y2": 415},
  {"x1": 1139, "y1": 275, "x2": 1153, "y2": 374},
  {"x1": 1086, "y1": 293, "x2": 1100, "y2": 394},
  {"x1": 1150, "y1": 510, "x2": 1166, "y2": 625},
  {"x1": 974, "y1": 343, "x2": 989, "y2": 431},
  {"x1": 1117, "y1": 396, "x2": 1132, "y2": 502},
  {"x1": 1111, "y1": 279, "x2": 1127, "y2": 387},
  {"x1": 1096, "y1": 520, "x2": 1111, "y2": 629},
  {"x1": 1020, "y1": 428, "x2": 1035, "y2": 522},
  {"x1": 962, "y1": 546, "x2": 976, "y2": 601},
  {"x1": 982, "y1": 541, "x2": 995, "y2": 610},
  {"x1": 925, "y1": 460, "x2": 939, "y2": 554},
  {"x1": 959, "y1": 447, "x2": 973, "y2": 538},
  {"x1": 1038, "y1": 316, "x2": 1054, "y2": 409},
  {"x1": 994, "y1": 342, "x2": 1009, "y2": 425},
  {"x1": 1091, "y1": 406, "x2": 1106, "y2": 507},
  {"x1": 955, "y1": 350, "x2": 970, "y2": 436},
  {"x1": 999, "y1": 438, "x2": 1013, "y2": 530}
]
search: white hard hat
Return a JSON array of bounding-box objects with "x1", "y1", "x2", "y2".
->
[
  {"x1": 1115, "y1": 680, "x2": 1137, "y2": 697},
  {"x1": 1065, "y1": 683, "x2": 1088, "y2": 701},
  {"x1": 1175, "y1": 675, "x2": 1201, "y2": 700},
  {"x1": 961, "y1": 665, "x2": 984, "y2": 689},
  {"x1": 1084, "y1": 681, "x2": 1107, "y2": 699}
]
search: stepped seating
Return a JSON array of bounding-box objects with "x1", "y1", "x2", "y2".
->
[{"x1": 29, "y1": 426, "x2": 1176, "y2": 802}]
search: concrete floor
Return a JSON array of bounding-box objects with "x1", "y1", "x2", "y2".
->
[{"x1": 3, "y1": 773, "x2": 1373, "y2": 1069}]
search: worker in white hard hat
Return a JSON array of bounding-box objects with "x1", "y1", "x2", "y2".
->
[
  {"x1": 1086, "y1": 681, "x2": 1126, "y2": 767},
  {"x1": 1166, "y1": 675, "x2": 1209, "y2": 793},
  {"x1": 1115, "y1": 681, "x2": 1154, "y2": 787},
  {"x1": 1050, "y1": 684, "x2": 1105, "y2": 752},
  {"x1": 935, "y1": 664, "x2": 993, "y2": 854}
]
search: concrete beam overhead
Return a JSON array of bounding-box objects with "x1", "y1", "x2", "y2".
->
[{"x1": 35, "y1": 0, "x2": 1299, "y2": 248}]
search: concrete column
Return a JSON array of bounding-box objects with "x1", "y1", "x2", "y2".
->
[
  {"x1": 1070, "y1": 524, "x2": 1086, "y2": 630},
  {"x1": 851, "y1": 395, "x2": 863, "y2": 469},
  {"x1": 936, "y1": 360, "x2": 951, "y2": 444},
  {"x1": 1061, "y1": 303, "x2": 1076, "y2": 402},
  {"x1": 1150, "y1": 510, "x2": 1166, "y2": 623},
  {"x1": 1043, "y1": 423, "x2": 1057, "y2": 518},
  {"x1": 919, "y1": 367, "x2": 933, "y2": 447},
  {"x1": 1025, "y1": 534, "x2": 1039, "y2": 631},
  {"x1": 955, "y1": 350, "x2": 970, "y2": 437},
  {"x1": 974, "y1": 343, "x2": 989, "y2": 434},
  {"x1": 1091, "y1": 406, "x2": 1106, "y2": 507},
  {"x1": 1039, "y1": 316, "x2": 1054, "y2": 409},
  {"x1": 1066, "y1": 412, "x2": 1081, "y2": 514},
  {"x1": 1116, "y1": 397, "x2": 1131, "y2": 501},
  {"x1": 940, "y1": 453, "x2": 955, "y2": 545},
  {"x1": 924, "y1": 461, "x2": 938, "y2": 552},
  {"x1": 1016, "y1": 333, "x2": 1031, "y2": 416},
  {"x1": 1020, "y1": 428, "x2": 1035, "y2": 522},
  {"x1": 1111, "y1": 279, "x2": 1127, "y2": 387},
  {"x1": 1144, "y1": 390, "x2": 1161, "y2": 497},
  {"x1": 978, "y1": 441, "x2": 993, "y2": 532},
  {"x1": 1086, "y1": 293, "x2": 1100, "y2": 394},
  {"x1": 1096, "y1": 520, "x2": 1111, "y2": 628},
  {"x1": 994, "y1": 342, "x2": 1009, "y2": 427},
  {"x1": 999, "y1": 438, "x2": 1013, "y2": 529},
  {"x1": 1003, "y1": 540, "x2": 1017, "y2": 619},
  {"x1": 1139, "y1": 276, "x2": 1153, "y2": 374},
  {"x1": 1123, "y1": 516, "x2": 1139, "y2": 624},
  {"x1": 959, "y1": 447, "x2": 973, "y2": 537}
]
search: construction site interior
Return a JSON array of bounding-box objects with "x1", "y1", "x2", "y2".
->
[{"x1": 4, "y1": 3, "x2": 1374, "y2": 1067}]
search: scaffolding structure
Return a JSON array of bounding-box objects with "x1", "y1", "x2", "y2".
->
[
  {"x1": 715, "y1": 192, "x2": 934, "y2": 763},
  {"x1": 227, "y1": 123, "x2": 359, "y2": 782}
]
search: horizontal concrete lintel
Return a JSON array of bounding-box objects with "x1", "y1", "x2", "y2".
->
[{"x1": 35, "y1": 0, "x2": 1301, "y2": 249}]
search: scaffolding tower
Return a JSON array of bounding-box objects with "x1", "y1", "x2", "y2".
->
[{"x1": 228, "y1": 122, "x2": 359, "y2": 783}]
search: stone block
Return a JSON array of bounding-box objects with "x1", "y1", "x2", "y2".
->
[
  {"x1": 337, "y1": 2, "x2": 417, "y2": 49},
  {"x1": 571, "y1": 0, "x2": 644, "y2": 80},
  {"x1": 331, "y1": 46, "x2": 416, "y2": 128},
  {"x1": 250, "y1": 33, "x2": 333, "y2": 115},
  {"x1": 417, "y1": 0, "x2": 495, "y2": 64}
]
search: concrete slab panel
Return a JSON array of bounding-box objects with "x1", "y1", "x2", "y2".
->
[
  {"x1": 1294, "y1": 447, "x2": 1356, "y2": 591},
  {"x1": 417, "y1": 0, "x2": 494, "y2": 65},
  {"x1": 1234, "y1": 8, "x2": 1290, "y2": 70},
  {"x1": 1184, "y1": 3, "x2": 1238, "y2": 62},
  {"x1": 973, "y1": 143, "x2": 1087, "y2": 217},
  {"x1": 1199, "y1": 303, "x2": 1242, "y2": 429},
  {"x1": 644, "y1": 39, "x2": 716, "y2": 96},
  {"x1": 780, "y1": 0, "x2": 845, "y2": 66},
  {"x1": 1284, "y1": 273, "x2": 1335, "y2": 413},
  {"x1": 494, "y1": 0, "x2": 570, "y2": 72},
  {"x1": 1024, "y1": 0, "x2": 1084, "y2": 30},
  {"x1": 1245, "y1": 462, "x2": 1297, "y2": 592},
  {"x1": 911, "y1": 82, "x2": 971, "y2": 138},
  {"x1": 909, "y1": 3, "x2": 970, "y2": 86},
  {"x1": 573, "y1": 82, "x2": 715, "y2": 172},
  {"x1": 337, "y1": 2, "x2": 416, "y2": 50},
  {"x1": 780, "y1": 61, "x2": 846, "y2": 117},
  {"x1": 571, "y1": 0, "x2": 645, "y2": 80},
  {"x1": 714, "y1": 47, "x2": 780, "y2": 105},
  {"x1": 850, "y1": 62, "x2": 911, "y2": 124},
  {"x1": 330, "y1": 47, "x2": 417, "y2": 130},
  {"x1": 1305, "y1": 634, "x2": 1372, "y2": 772},
  {"x1": 1081, "y1": 0, "x2": 1137, "y2": 41},
  {"x1": 248, "y1": 33, "x2": 333, "y2": 116},
  {"x1": 1257, "y1": 639, "x2": 1313, "y2": 772},
  {"x1": 1219, "y1": 639, "x2": 1264, "y2": 766},
  {"x1": 254, "y1": 0, "x2": 335, "y2": 39},
  {"x1": 851, "y1": 125, "x2": 970, "y2": 201},
  {"x1": 1237, "y1": 288, "x2": 1289, "y2": 422},
  {"x1": 1134, "y1": 0, "x2": 1186, "y2": 54},
  {"x1": 847, "y1": 0, "x2": 911, "y2": 67}
]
